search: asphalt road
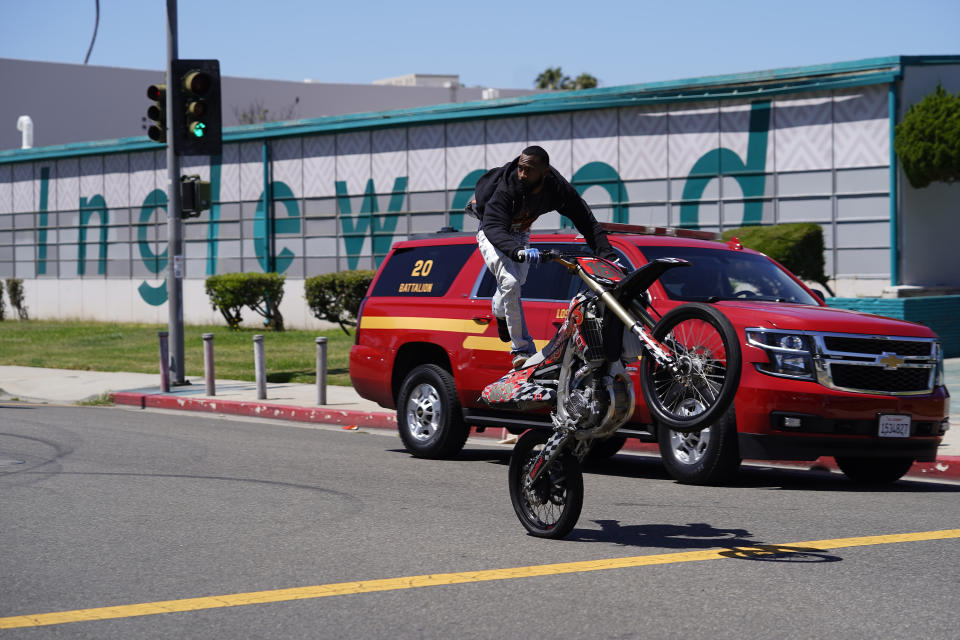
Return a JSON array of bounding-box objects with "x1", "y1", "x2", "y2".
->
[{"x1": 2, "y1": 404, "x2": 959, "y2": 639}]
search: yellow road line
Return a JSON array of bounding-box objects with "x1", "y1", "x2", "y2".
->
[{"x1": 2, "y1": 529, "x2": 957, "y2": 629}]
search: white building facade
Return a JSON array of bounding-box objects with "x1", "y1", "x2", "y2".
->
[{"x1": 1, "y1": 56, "x2": 958, "y2": 330}]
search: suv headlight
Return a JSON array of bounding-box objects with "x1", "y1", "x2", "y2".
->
[{"x1": 746, "y1": 329, "x2": 815, "y2": 380}]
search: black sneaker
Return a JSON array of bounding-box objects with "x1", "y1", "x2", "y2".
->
[{"x1": 496, "y1": 317, "x2": 510, "y2": 342}]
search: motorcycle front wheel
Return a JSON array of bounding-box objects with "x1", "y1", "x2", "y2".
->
[
  {"x1": 640, "y1": 303, "x2": 741, "y2": 434},
  {"x1": 508, "y1": 430, "x2": 583, "y2": 539}
]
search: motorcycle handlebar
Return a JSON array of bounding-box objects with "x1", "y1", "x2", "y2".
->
[
  {"x1": 539, "y1": 248, "x2": 564, "y2": 261},
  {"x1": 541, "y1": 249, "x2": 626, "y2": 275}
]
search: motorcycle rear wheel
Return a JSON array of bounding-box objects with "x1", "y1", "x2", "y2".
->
[
  {"x1": 508, "y1": 430, "x2": 583, "y2": 539},
  {"x1": 640, "y1": 303, "x2": 741, "y2": 434}
]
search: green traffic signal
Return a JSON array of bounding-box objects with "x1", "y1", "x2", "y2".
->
[
  {"x1": 182, "y1": 70, "x2": 212, "y2": 142},
  {"x1": 171, "y1": 59, "x2": 221, "y2": 156}
]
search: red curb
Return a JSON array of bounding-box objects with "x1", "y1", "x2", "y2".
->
[
  {"x1": 111, "y1": 391, "x2": 959, "y2": 482},
  {"x1": 111, "y1": 391, "x2": 397, "y2": 429}
]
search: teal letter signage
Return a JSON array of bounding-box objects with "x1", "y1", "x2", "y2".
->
[
  {"x1": 137, "y1": 188, "x2": 168, "y2": 306},
  {"x1": 680, "y1": 100, "x2": 771, "y2": 228}
]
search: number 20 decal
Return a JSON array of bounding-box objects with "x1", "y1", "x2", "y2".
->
[{"x1": 412, "y1": 259, "x2": 433, "y2": 277}]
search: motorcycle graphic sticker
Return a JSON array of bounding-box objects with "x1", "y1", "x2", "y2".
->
[{"x1": 480, "y1": 367, "x2": 557, "y2": 410}]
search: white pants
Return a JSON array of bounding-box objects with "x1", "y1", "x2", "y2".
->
[{"x1": 477, "y1": 229, "x2": 534, "y2": 355}]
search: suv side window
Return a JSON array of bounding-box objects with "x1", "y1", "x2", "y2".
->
[
  {"x1": 474, "y1": 243, "x2": 631, "y2": 302},
  {"x1": 372, "y1": 244, "x2": 475, "y2": 297}
]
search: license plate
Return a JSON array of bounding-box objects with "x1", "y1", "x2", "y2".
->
[{"x1": 878, "y1": 414, "x2": 911, "y2": 438}]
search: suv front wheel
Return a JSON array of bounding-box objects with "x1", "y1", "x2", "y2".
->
[
  {"x1": 657, "y1": 407, "x2": 741, "y2": 485},
  {"x1": 397, "y1": 364, "x2": 469, "y2": 459}
]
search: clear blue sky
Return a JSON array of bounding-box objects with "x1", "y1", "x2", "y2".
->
[{"x1": 2, "y1": 0, "x2": 958, "y2": 89}]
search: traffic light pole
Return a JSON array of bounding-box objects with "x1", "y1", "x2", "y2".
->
[{"x1": 165, "y1": 0, "x2": 186, "y2": 385}]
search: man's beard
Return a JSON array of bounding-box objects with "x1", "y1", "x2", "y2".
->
[{"x1": 520, "y1": 175, "x2": 545, "y2": 194}]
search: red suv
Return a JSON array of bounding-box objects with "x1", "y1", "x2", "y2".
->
[{"x1": 350, "y1": 225, "x2": 949, "y2": 484}]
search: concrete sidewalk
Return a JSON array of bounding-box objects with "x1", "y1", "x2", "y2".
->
[{"x1": 0, "y1": 363, "x2": 956, "y2": 482}]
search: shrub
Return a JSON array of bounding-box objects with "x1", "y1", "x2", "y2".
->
[
  {"x1": 205, "y1": 273, "x2": 286, "y2": 331},
  {"x1": 0, "y1": 280, "x2": 5, "y2": 321},
  {"x1": 205, "y1": 274, "x2": 248, "y2": 329},
  {"x1": 243, "y1": 273, "x2": 285, "y2": 331},
  {"x1": 304, "y1": 270, "x2": 375, "y2": 334},
  {"x1": 722, "y1": 223, "x2": 834, "y2": 295},
  {"x1": 894, "y1": 84, "x2": 960, "y2": 189},
  {"x1": 5, "y1": 278, "x2": 27, "y2": 320}
]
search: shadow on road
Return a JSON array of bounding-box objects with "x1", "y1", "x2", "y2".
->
[
  {"x1": 728, "y1": 464, "x2": 960, "y2": 493},
  {"x1": 582, "y1": 452, "x2": 960, "y2": 493},
  {"x1": 569, "y1": 520, "x2": 842, "y2": 562},
  {"x1": 389, "y1": 445, "x2": 960, "y2": 494}
]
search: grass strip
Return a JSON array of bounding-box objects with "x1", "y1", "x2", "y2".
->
[{"x1": 0, "y1": 320, "x2": 354, "y2": 386}]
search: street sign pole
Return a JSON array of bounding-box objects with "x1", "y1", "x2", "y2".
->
[{"x1": 165, "y1": 0, "x2": 186, "y2": 385}]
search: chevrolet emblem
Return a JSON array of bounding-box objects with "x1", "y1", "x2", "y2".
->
[{"x1": 877, "y1": 352, "x2": 905, "y2": 370}]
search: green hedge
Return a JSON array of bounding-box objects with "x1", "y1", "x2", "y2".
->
[
  {"x1": 304, "y1": 270, "x2": 375, "y2": 334},
  {"x1": 894, "y1": 84, "x2": 960, "y2": 189},
  {"x1": 205, "y1": 273, "x2": 285, "y2": 331},
  {"x1": 722, "y1": 223, "x2": 832, "y2": 295}
]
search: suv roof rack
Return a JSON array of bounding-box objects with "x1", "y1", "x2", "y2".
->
[
  {"x1": 409, "y1": 227, "x2": 475, "y2": 241},
  {"x1": 599, "y1": 222, "x2": 722, "y2": 241},
  {"x1": 410, "y1": 224, "x2": 722, "y2": 243}
]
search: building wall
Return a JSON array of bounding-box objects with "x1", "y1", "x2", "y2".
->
[
  {"x1": 3, "y1": 57, "x2": 957, "y2": 328},
  {"x1": 0, "y1": 85, "x2": 894, "y2": 326}
]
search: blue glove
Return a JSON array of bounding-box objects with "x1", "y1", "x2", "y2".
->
[{"x1": 514, "y1": 248, "x2": 541, "y2": 264}]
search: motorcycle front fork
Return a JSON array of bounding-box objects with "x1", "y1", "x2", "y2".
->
[
  {"x1": 525, "y1": 430, "x2": 572, "y2": 488},
  {"x1": 631, "y1": 321, "x2": 671, "y2": 368},
  {"x1": 526, "y1": 360, "x2": 633, "y2": 488}
]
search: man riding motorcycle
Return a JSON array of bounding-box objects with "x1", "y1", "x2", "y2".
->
[{"x1": 468, "y1": 145, "x2": 618, "y2": 369}]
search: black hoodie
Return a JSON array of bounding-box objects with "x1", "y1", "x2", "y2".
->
[{"x1": 474, "y1": 156, "x2": 615, "y2": 260}]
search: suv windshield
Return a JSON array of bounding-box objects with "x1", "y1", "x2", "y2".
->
[{"x1": 636, "y1": 244, "x2": 819, "y2": 305}]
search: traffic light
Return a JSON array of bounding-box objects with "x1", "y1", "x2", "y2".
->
[
  {"x1": 180, "y1": 175, "x2": 212, "y2": 218},
  {"x1": 171, "y1": 59, "x2": 222, "y2": 157},
  {"x1": 146, "y1": 83, "x2": 167, "y2": 144}
]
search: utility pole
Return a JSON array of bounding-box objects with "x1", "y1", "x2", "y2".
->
[{"x1": 165, "y1": 0, "x2": 186, "y2": 385}]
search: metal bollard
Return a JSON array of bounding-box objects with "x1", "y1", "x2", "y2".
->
[
  {"x1": 253, "y1": 334, "x2": 267, "y2": 400},
  {"x1": 315, "y1": 337, "x2": 327, "y2": 405},
  {"x1": 202, "y1": 333, "x2": 215, "y2": 396},
  {"x1": 158, "y1": 331, "x2": 170, "y2": 393}
]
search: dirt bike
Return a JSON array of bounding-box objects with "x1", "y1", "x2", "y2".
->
[{"x1": 480, "y1": 250, "x2": 741, "y2": 539}]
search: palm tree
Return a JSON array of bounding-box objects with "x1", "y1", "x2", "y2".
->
[
  {"x1": 535, "y1": 67, "x2": 570, "y2": 90},
  {"x1": 535, "y1": 68, "x2": 598, "y2": 90},
  {"x1": 572, "y1": 73, "x2": 598, "y2": 90}
]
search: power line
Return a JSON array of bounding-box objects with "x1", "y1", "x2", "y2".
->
[{"x1": 83, "y1": 0, "x2": 100, "y2": 64}]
